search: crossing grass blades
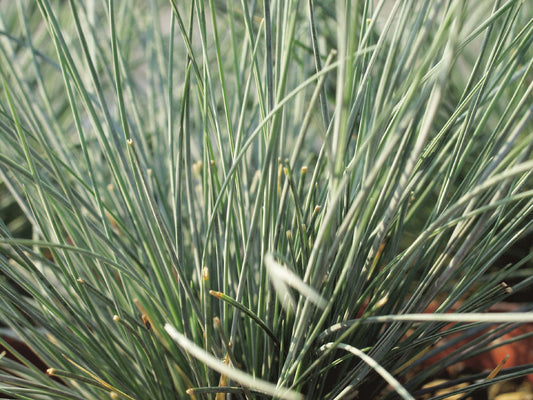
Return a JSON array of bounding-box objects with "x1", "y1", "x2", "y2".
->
[{"x1": 0, "y1": 1, "x2": 533, "y2": 399}]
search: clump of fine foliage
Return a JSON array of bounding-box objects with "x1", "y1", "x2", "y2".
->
[{"x1": 0, "y1": 1, "x2": 532, "y2": 399}]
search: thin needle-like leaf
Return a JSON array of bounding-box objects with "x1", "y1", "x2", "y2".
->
[{"x1": 164, "y1": 323, "x2": 302, "y2": 400}]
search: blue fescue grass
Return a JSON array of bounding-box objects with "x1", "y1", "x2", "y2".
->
[{"x1": 0, "y1": 1, "x2": 532, "y2": 399}]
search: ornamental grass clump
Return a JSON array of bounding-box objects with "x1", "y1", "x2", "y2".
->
[{"x1": 0, "y1": 1, "x2": 532, "y2": 399}]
